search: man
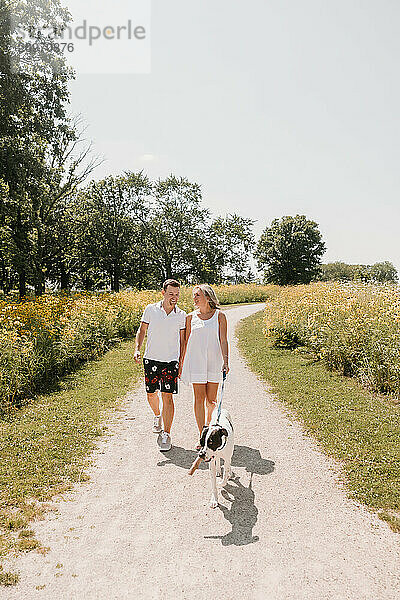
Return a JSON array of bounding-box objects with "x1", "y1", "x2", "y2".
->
[{"x1": 134, "y1": 279, "x2": 186, "y2": 452}]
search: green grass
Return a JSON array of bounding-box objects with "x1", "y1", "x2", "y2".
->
[
  {"x1": 0, "y1": 565, "x2": 20, "y2": 586},
  {"x1": 0, "y1": 338, "x2": 141, "y2": 581},
  {"x1": 236, "y1": 310, "x2": 400, "y2": 532}
]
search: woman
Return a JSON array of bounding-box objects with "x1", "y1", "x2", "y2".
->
[{"x1": 179, "y1": 284, "x2": 229, "y2": 448}]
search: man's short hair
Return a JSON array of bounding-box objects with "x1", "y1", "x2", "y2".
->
[{"x1": 162, "y1": 279, "x2": 180, "y2": 291}]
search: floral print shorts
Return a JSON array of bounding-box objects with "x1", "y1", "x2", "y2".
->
[{"x1": 143, "y1": 358, "x2": 179, "y2": 394}]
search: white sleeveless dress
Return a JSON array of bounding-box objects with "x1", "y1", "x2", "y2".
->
[{"x1": 181, "y1": 309, "x2": 224, "y2": 384}]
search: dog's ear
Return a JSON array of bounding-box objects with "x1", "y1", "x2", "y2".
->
[
  {"x1": 200, "y1": 426, "x2": 209, "y2": 447},
  {"x1": 208, "y1": 428, "x2": 227, "y2": 450}
]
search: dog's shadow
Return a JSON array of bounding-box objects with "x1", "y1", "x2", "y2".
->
[
  {"x1": 205, "y1": 473, "x2": 259, "y2": 546},
  {"x1": 158, "y1": 445, "x2": 275, "y2": 546}
]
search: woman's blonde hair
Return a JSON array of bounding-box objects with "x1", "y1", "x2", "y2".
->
[{"x1": 193, "y1": 284, "x2": 220, "y2": 310}]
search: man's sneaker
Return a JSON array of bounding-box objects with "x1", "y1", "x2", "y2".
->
[
  {"x1": 157, "y1": 431, "x2": 172, "y2": 452},
  {"x1": 152, "y1": 414, "x2": 162, "y2": 433}
]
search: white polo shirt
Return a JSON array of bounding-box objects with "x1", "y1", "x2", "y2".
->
[{"x1": 141, "y1": 301, "x2": 186, "y2": 363}]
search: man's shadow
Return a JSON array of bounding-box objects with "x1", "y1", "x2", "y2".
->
[{"x1": 158, "y1": 444, "x2": 275, "y2": 546}]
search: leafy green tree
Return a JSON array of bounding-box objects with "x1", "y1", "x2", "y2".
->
[
  {"x1": 320, "y1": 262, "x2": 354, "y2": 281},
  {"x1": 42, "y1": 195, "x2": 82, "y2": 291},
  {"x1": 210, "y1": 214, "x2": 255, "y2": 283},
  {"x1": 0, "y1": 0, "x2": 93, "y2": 296},
  {"x1": 73, "y1": 173, "x2": 152, "y2": 291},
  {"x1": 68, "y1": 175, "x2": 259, "y2": 288},
  {"x1": 31, "y1": 119, "x2": 99, "y2": 294},
  {"x1": 367, "y1": 261, "x2": 398, "y2": 283},
  {"x1": 138, "y1": 175, "x2": 210, "y2": 283},
  {"x1": 255, "y1": 215, "x2": 326, "y2": 285}
]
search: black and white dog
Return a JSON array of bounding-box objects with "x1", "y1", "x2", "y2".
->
[{"x1": 198, "y1": 407, "x2": 234, "y2": 508}]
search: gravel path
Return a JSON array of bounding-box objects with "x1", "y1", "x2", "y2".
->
[{"x1": 3, "y1": 303, "x2": 400, "y2": 600}]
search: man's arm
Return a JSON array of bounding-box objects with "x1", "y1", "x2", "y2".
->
[{"x1": 134, "y1": 321, "x2": 148, "y2": 363}]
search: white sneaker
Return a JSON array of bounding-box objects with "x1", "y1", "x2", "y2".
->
[
  {"x1": 157, "y1": 431, "x2": 172, "y2": 452},
  {"x1": 152, "y1": 414, "x2": 162, "y2": 433}
]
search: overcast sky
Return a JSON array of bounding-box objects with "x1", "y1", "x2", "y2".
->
[{"x1": 67, "y1": 0, "x2": 400, "y2": 273}]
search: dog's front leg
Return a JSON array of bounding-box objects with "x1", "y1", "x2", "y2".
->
[
  {"x1": 221, "y1": 455, "x2": 232, "y2": 487},
  {"x1": 216, "y1": 455, "x2": 222, "y2": 477},
  {"x1": 209, "y1": 458, "x2": 218, "y2": 508}
]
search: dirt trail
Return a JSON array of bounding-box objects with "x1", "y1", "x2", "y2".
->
[{"x1": 3, "y1": 303, "x2": 400, "y2": 600}]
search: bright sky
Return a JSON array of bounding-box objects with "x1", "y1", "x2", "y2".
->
[{"x1": 68, "y1": 0, "x2": 400, "y2": 274}]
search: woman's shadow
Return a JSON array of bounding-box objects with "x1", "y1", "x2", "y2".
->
[{"x1": 158, "y1": 444, "x2": 275, "y2": 546}]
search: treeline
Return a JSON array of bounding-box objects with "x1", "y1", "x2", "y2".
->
[
  {"x1": 320, "y1": 261, "x2": 398, "y2": 283},
  {"x1": 1, "y1": 2, "x2": 397, "y2": 298},
  {"x1": 1, "y1": 171, "x2": 255, "y2": 293}
]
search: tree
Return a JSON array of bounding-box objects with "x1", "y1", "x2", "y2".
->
[
  {"x1": 255, "y1": 215, "x2": 326, "y2": 285},
  {"x1": 209, "y1": 214, "x2": 255, "y2": 283},
  {"x1": 137, "y1": 175, "x2": 210, "y2": 284},
  {"x1": 30, "y1": 118, "x2": 99, "y2": 295},
  {"x1": 0, "y1": 1, "x2": 98, "y2": 296},
  {"x1": 367, "y1": 261, "x2": 398, "y2": 283},
  {"x1": 0, "y1": 177, "x2": 17, "y2": 293},
  {"x1": 73, "y1": 172, "x2": 151, "y2": 292},
  {"x1": 42, "y1": 195, "x2": 84, "y2": 291},
  {"x1": 320, "y1": 262, "x2": 354, "y2": 281}
]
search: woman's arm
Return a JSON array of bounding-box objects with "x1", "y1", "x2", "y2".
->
[
  {"x1": 178, "y1": 314, "x2": 192, "y2": 377},
  {"x1": 218, "y1": 311, "x2": 229, "y2": 374}
]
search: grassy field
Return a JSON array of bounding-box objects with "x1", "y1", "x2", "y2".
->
[
  {"x1": 237, "y1": 309, "x2": 400, "y2": 534},
  {"x1": 264, "y1": 281, "x2": 400, "y2": 399},
  {"x1": 0, "y1": 338, "x2": 141, "y2": 585}
]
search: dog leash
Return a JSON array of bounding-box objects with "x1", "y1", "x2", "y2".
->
[{"x1": 216, "y1": 369, "x2": 227, "y2": 424}]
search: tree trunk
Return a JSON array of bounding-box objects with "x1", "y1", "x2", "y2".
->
[
  {"x1": 83, "y1": 276, "x2": 93, "y2": 291},
  {"x1": 0, "y1": 260, "x2": 9, "y2": 294},
  {"x1": 34, "y1": 227, "x2": 45, "y2": 296},
  {"x1": 113, "y1": 261, "x2": 120, "y2": 292},
  {"x1": 19, "y1": 268, "x2": 26, "y2": 299},
  {"x1": 34, "y1": 271, "x2": 45, "y2": 296},
  {"x1": 164, "y1": 259, "x2": 172, "y2": 280},
  {"x1": 60, "y1": 263, "x2": 70, "y2": 290}
]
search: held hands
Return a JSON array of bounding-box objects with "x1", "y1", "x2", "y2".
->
[
  {"x1": 133, "y1": 349, "x2": 141, "y2": 363},
  {"x1": 222, "y1": 361, "x2": 230, "y2": 375},
  {"x1": 178, "y1": 361, "x2": 183, "y2": 379}
]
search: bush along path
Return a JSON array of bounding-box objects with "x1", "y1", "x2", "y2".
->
[{"x1": 3, "y1": 304, "x2": 400, "y2": 599}]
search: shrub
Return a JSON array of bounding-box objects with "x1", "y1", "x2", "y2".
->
[{"x1": 264, "y1": 282, "x2": 400, "y2": 398}]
